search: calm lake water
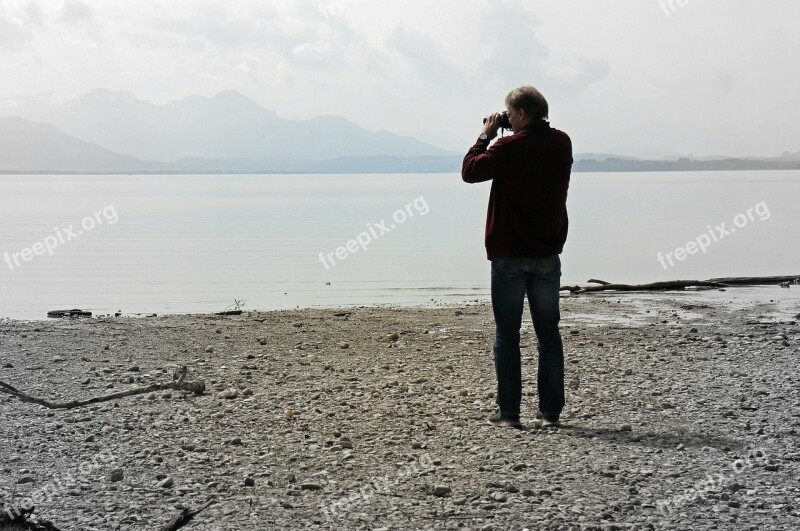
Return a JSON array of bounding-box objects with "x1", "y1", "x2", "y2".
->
[{"x1": 1, "y1": 171, "x2": 799, "y2": 320}]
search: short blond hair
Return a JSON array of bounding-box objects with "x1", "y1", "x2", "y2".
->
[{"x1": 505, "y1": 86, "x2": 549, "y2": 121}]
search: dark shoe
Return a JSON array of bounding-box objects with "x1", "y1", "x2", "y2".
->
[
  {"x1": 488, "y1": 412, "x2": 521, "y2": 428},
  {"x1": 535, "y1": 410, "x2": 561, "y2": 428}
]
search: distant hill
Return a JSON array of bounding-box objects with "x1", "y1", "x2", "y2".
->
[
  {"x1": 12, "y1": 89, "x2": 455, "y2": 163},
  {"x1": 0, "y1": 117, "x2": 172, "y2": 173},
  {"x1": 573, "y1": 157, "x2": 800, "y2": 172},
  {"x1": 177, "y1": 154, "x2": 463, "y2": 174},
  {"x1": 2, "y1": 89, "x2": 799, "y2": 174}
]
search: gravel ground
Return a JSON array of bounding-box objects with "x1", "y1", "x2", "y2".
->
[{"x1": 1, "y1": 293, "x2": 799, "y2": 530}]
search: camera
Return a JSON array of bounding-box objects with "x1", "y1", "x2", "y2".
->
[{"x1": 483, "y1": 111, "x2": 512, "y2": 131}]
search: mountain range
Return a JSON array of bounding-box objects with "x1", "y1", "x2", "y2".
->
[{"x1": 1, "y1": 89, "x2": 799, "y2": 174}]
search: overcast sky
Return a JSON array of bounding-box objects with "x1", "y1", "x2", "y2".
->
[{"x1": 1, "y1": 0, "x2": 799, "y2": 157}]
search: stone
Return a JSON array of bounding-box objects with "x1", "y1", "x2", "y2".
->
[
  {"x1": 218, "y1": 389, "x2": 239, "y2": 399},
  {"x1": 433, "y1": 485, "x2": 451, "y2": 496},
  {"x1": 490, "y1": 492, "x2": 508, "y2": 502}
]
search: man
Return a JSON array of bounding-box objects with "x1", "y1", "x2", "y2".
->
[{"x1": 462, "y1": 85, "x2": 572, "y2": 429}]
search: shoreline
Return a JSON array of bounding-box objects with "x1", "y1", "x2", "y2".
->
[
  {"x1": 4, "y1": 284, "x2": 799, "y2": 324},
  {"x1": 1, "y1": 293, "x2": 799, "y2": 529}
]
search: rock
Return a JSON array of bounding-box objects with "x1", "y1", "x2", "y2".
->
[
  {"x1": 17, "y1": 476, "x2": 35, "y2": 484},
  {"x1": 433, "y1": 485, "x2": 451, "y2": 496},
  {"x1": 490, "y1": 491, "x2": 507, "y2": 502},
  {"x1": 244, "y1": 477, "x2": 255, "y2": 487},
  {"x1": 157, "y1": 477, "x2": 174, "y2": 488},
  {"x1": 338, "y1": 342, "x2": 350, "y2": 349},
  {"x1": 522, "y1": 489, "x2": 535, "y2": 497},
  {"x1": 52, "y1": 356, "x2": 65, "y2": 362},
  {"x1": 242, "y1": 388, "x2": 254, "y2": 397},
  {"x1": 620, "y1": 423, "x2": 633, "y2": 432},
  {"x1": 260, "y1": 339, "x2": 267, "y2": 345},
  {"x1": 108, "y1": 469, "x2": 124, "y2": 482},
  {"x1": 205, "y1": 346, "x2": 214, "y2": 353},
  {"x1": 128, "y1": 366, "x2": 140, "y2": 372},
  {"x1": 453, "y1": 496, "x2": 468, "y2": 505},
  {"x1": 218, "y1": 389, "x2": 239, "y2": 399},
  {"x1": 301, "y1": 483, "x2": 323, "y2": 490}
]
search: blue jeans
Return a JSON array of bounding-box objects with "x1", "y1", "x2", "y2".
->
[{"x1": 491, "y1": 255, "x2": 564, "y2": 417}]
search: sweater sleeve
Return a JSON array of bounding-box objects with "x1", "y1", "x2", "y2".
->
[{"x1": 462, "y1": 137, "x2": 510, "y2": 183}]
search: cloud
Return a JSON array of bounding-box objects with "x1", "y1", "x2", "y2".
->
[
  {"x1": 478, "y1": 0, "x2": 609, "y2": 93},
  {"x1": 386, "y1": 25, "x2": 468, "y2": 89},
  {"x1": 60, "y1": 0, "x2": 91, "y2": 24},
  {"x1": 0, "y1": 0, "x2": 40, "y2": 50}
]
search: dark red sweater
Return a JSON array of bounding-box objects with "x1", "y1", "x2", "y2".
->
[{"x1": 462, "y1": 121, "x2": 572, "y2": 260}]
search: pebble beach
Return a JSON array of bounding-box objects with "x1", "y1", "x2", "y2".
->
[{"x1": 1, "y1": 292, "x2": 799, "y2": 530}]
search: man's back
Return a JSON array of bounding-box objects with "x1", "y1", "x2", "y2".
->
[{"x1": 462, "y1": 120, "x2": 572, "y2": 260}]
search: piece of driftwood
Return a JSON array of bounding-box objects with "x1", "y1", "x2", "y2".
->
[
  {"x1": 0, "y1": 506, "x2": 63, "y2": 531},
  {"x1": 46, "y1": 309, "x2": 91, "y2": 318},
  {"x1": 0, "y1": 373, "x2": 205, "y2": 410},
  {"x1": 160, "y1": 500, "x2": 214, "y2": 531},
  {"x1": 561, "y1": 275, "x2": 800, "y2": 294}
]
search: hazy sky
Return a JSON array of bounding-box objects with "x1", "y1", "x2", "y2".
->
[{"x1": 2, "y1": 0, "x2": 799, "y2": 157}]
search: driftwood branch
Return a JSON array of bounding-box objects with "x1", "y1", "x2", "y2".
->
[
  {"x1": 561, "y1": 275, "x2": 800, "y2": 294},
  {"x1": 0, "y1": 373, "x2": 205, "y2": 410},
  {"x1": 160, "y1": 500, "x2": 214, "y2": 531},
  {"x1": 0, "y1": 506, "x2": 63, "y2": 531}
]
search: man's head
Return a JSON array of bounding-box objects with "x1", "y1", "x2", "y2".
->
[{"x1": 505, "y1": 85, "x2": 548, "y2": 132}]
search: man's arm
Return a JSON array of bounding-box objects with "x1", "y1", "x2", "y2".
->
[
  {"x1": 462, "y1": 139, "x2": 496, "y2": 183},
  {"x1": 462, "y1": 113, "x2": 505, "y2": 183}
]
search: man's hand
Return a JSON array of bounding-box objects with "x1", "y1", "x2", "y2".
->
[{"x1": 482, "y1": 113, "x2": 502, "y2": 141}]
